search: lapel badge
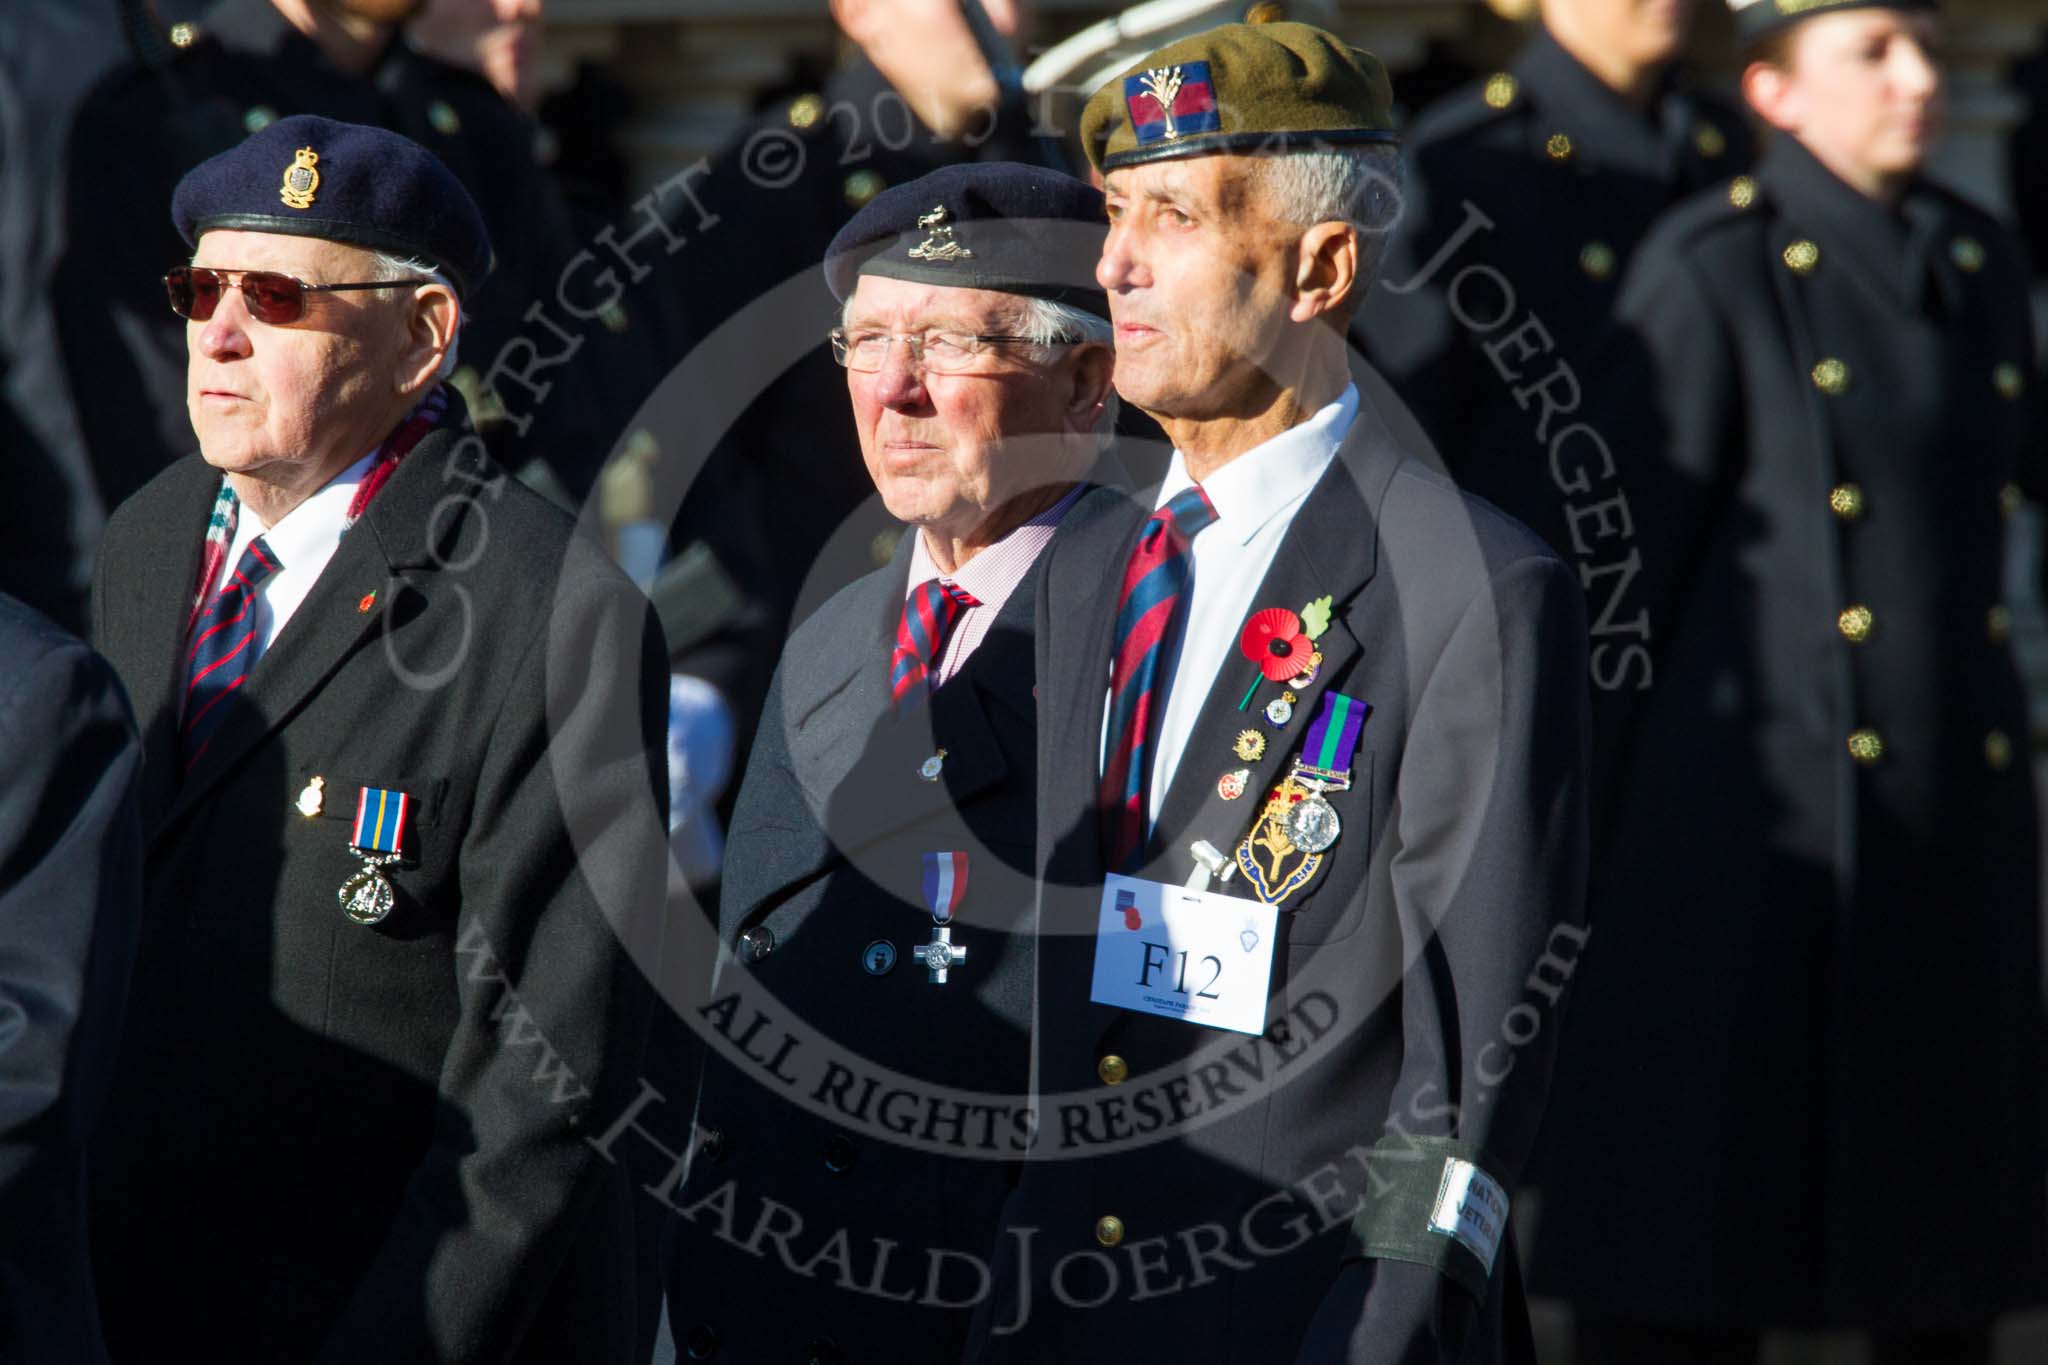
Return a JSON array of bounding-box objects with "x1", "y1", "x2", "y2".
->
[
  {"x1": 1300, "y1": 595, "x2": 1333, "y2": 640},
  {"x1": 1233, "y1": 776, "x2": 1325, "y2": 906},
  {"x1": 1233, "y1": 729, "x2": 1266, "y2": 762},
  {"x1": 1264, "y1": 691, "x2": 1296, "y2": 728},
  {"x1": 357, "y1": 590, "x2": 377, "y2": 614},
  {"x1": 907, "y1": 205, "x2": 974, "y2": 263},
  {"x1": 294, "y1": 775, "x2": 325, "y2": 818},
  {"x1": 1218, "y1": 767, "x2": 1251, "y2": 800},
  {"x1": 1125, "y1": 61, "x2": 1220, "y2": 145},
  {"x1": 1288, "y1": 650, "x2": 1324, "y2": 689},
  {"x1": 918, "y1": 748, "x2": 948, "y2": 781},
  {"x1": 279, "y1": 146, "x2": 320, "y2": 210}
]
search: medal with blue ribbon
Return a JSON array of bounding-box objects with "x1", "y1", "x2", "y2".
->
[
  {"x1": 1234, "y1": 692, "x2": 1370, "y2": 905},
  {"x1": 339, "y1": 787, "x2": 410, "y2": 925},
  {"x1": 915, "y1": 851, "x2": 970, "y2": 983}
]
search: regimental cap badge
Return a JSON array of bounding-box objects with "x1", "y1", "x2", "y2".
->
[
  {"x1": 279, "y1": 146, "x2": 320, "y2": 210},
  {"x1": 907, "y1": 204, "x2": 974, "y2": 263},
  {"x1": 1125, "y1": 62, "x2": 1222, "y2": 146}
]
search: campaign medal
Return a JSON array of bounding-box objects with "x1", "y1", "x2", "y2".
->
[
  {"x1": 340, "y1": 786, "x2": 410, "y2": 925},
  {"x1": 916, "y1": 851, "x2": 970, "y2": 984},
  {"x1": 1284, "y1": 692, "x2": 1371, "y2": 855}
]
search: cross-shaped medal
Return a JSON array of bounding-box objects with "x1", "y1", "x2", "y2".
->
[{"x1": 913, "y1": 923, "x2": 966, "y2": 984}]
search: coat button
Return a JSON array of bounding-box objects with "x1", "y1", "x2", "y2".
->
[
  {"x1": 843, "y1": 170, "x2": 886, "y2": 208},
  {"x1": 1994, "y1": 363, "x2": 2024, "y2": 401},
  {"x1": 1483, "y1": 73, "x2": 1517, "y2": 108},
  {"x1": 788, "y1": 93, "x2": 825, "y2": 129},
  {"x1": 823, "y1": 1135, "x2": 857, "y2": 1174},
  {"x1": 1847, "y1": 728, "x2": 1885, "y2": 766},
  {"x1": 1811, "y1": 358, "x2": 1850, "y2": 396},
  {"x1": 683, "y1": 1324, "x2": 719, "y2": 1360},
  {"x1": 1836, "y1": 604, "x2": 1873, "y2": 643},
  {"x1": 1545, "y1": 132, "x2": 1573, "y2": 161},
  {"x1": 1097, "y1": 1054, "x2": 1129, "y2": 1086},
  {"x1": 1951, "y1": 236, "x2": 1986, "y2": 272},
  {"x1": 697, "y1": 1126, "x2": 727, "y2": 1164},
  {"x1": 1694, "y1": 122, "x2": 1727, "y2": 158},
  {"x1": 1578, "y1": 242, "x2": 1616, "y2": 279},
  {"x1": 1988, "y1": 605, "x2": 2012, "y2": 643},
  {"x1": 738, "y1": 927, "x2": 775, "y2": 963},
  {"x1": 1986, "y1": 730, "x2": 2014, "y2": 771},
  {"x1": 1095, "y1": 1215, "x2": 1125, "y2": 1247},
  {"x1": 1829, "y1": 484, "x2": 1865, "y2": 521},
  {"x1": 1782, "y1": 239, "x2": 1820, "y2": 275},
  {"x1": 169, "y1": 19, "x2": 198, "y2": 46},
  {"x1": 1728, "y1": 176, "x2": 1758, "y2": 210}
]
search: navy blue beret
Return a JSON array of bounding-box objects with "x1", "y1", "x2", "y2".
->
[
  {"x1": 825, "y1": 163, "x2": 1109, "y2": 319},
  {"x1": 172, "y1": 114, "x2": 493, "y2": 299}
]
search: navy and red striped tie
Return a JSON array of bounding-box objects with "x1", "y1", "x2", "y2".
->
[
  {"x1": 890, "y1": 578, "x2": 980, "y2": 711},
  {"x1": 181, "y1": 536, "x2": 282, "y2": 768},
  {"x1": 1100, "y1": 485, "x2": 1217, "y2": 870}
]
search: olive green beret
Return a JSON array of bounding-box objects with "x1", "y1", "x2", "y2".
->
[
  {"x1": 1080, "y1": 21, "x2": 1397, "y2": 174},
  {"x1": 1728, "y1": 0, "x2": 1937, "y2": 48}
]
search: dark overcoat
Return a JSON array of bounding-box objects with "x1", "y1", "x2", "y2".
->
[
  {"x1": 966, "y1": 394, "x2": 1590, "y2": 1364},
  {"x1": 1530, "y1": 135, "x2": 2048, "y2": 1328},
  {"x1": 665, "y1": 513, "x2": 1069, "y2": 1364},
  {"x1": 87, "y1": 398, "x2": 671, "y2": 1363},
  {"x1": 0, "y1": 595, "x2": 142, "y2": 1365},
  {"x1": 1360, "y1": 28, "x2": 1752, "y2": 558}
]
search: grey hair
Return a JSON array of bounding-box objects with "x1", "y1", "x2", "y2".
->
[
  {"x1": 1014, "y1": 295, "x2": 1119, "y2": 442},
  {"x1": 1251, "y1": 144, "x2": 1406, "y2": 299},
  {"x1": 367, "y1": 250, "x2": 461, "y2": 381}
]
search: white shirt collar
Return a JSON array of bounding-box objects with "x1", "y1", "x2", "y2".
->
[{"x1": 1154, "y1": 384, "x2": 1359, "y2": 545}]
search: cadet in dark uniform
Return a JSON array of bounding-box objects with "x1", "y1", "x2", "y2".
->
[
  {"x1": 54, "y1": 0, "x2": 655, "y2": 509},
  {"x1": 1530, "y1": 2, "x2": 2046, "y2": 1361},
  {"x1": 1359, "y1": 0, "x2": 1752, "y2": 556},
  {"x1": 661, "y1": 163, "x2": 1117, "y2": 1365}
]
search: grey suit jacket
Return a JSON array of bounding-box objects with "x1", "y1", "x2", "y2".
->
[{"x1": 973, "y1": 394, "x2": 1590, "y2": 1365}]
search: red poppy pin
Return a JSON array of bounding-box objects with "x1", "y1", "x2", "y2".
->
[
  {"x1": 357, "y1": 590, "x2": 377, "y2": 614},
  {"x1": 1240, "y1": 607, "x2": 1313, "y2": 682}
]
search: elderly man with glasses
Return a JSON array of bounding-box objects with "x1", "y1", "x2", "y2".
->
[
  {"x1": 654, "y1": 161, "x2": 1118, "y2": 1365},
  {"x1": 85, "y1": 115, "x2": 670, "y2": 1365}
]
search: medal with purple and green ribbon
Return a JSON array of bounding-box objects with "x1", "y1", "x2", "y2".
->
[{"x1": 1285, "y1": 692, "x2": 1369, "y2": 854}]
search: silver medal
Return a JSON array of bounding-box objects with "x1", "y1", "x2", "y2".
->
[
  {"x1": 339, "y1": 858, "x2": 397, "y2": 925},
  {"x1": 1284, "y1": 791, "x2": 1341, "y2": 854}
]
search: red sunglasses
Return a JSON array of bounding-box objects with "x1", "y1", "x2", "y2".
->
[{"x1": 163, "y1": 264, "x2": 434, "y2": 325}]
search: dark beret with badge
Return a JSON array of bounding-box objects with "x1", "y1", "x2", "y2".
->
[
  {"x1": 171, "y1": 113, "x2": 493, "y2": 300},
  {"x1": 823, "y1": 161, "x2": 1110, "y2": 318},
  {"x1": 1729, "y1": 0, "x2": 1940, "y2": 47},
  {"x1": 1079, "y1": 20, "x2": 1397, "y2": 174}
]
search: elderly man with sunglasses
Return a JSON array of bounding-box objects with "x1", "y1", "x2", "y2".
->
[
  {"x1": 83, "y1": 115, "x2": 670, "y2": 1365},
  {"x1": 654, "y1": 162, "x2": 1118, "y2": 1365}
]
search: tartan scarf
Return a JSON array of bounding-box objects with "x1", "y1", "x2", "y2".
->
[{"x1": 186, "y1": 385, "x2": 450, "y2": 635}]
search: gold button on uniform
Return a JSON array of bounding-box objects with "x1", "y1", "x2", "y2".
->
[
  {"x1": 2002, "y1": 483, "x2": 2024, "y2": 518},
  {"x1": 1483, "y1": 73, "x2": 1518, "y2": 109},
  {"x1": 428, "y1": 100, "x2": 462, "y2": 136},
  {"x1": 1095, "y1": 1215, "x2": 1125, "y2": 1247},
  {"x1": 1729, "y1": 176, "x2": 1758, "y2": 210},
  {"x1": 1545, "y1": 133, "x2": 1573, "y2": 162},
  {"x1": 1097, "y1": 1055, "x2": 1128, "y2": 1086},
  {"x1": 1836, "y1": 604, "x2": 1873, "y2": 643},
  {"x1": 244, "y1": 105, "x2": 277, "y2": 134},
  {"x1": 1695, "y1": 123, "x2": 1727, "y2": 158},
  {"x1": 169, "y1": 20, "x2": 198, "y2": 46},
  {"x1": 1846, "y1": 728, "x2": 1885, "y2": 766},
  {"x1": 1988, "y1": 604, "x2": 2012, "y2": 643},
  {"x1": 1985, "y1": 730, "x2": 2014, "y2": 771},
  {"x1": 843, "y1": 170, "x2": 886, "y2": 208},
  {"x1": 1950, "y1": 236, "x2": 1986, "y2": 272},
  {"x1": 1994, "y1": 363, "x2": 2024, "y2": 401},
  {"x1": 1579, "y1": 242, "x2": 1617, "y2": 279},
  {"x1": 788, "y1": 94, "x2": 825, "y2": 130},
  {"x1": 1829, "y1": 483, "x2": 1865, "y2": 521},
  {"x1": 1782, "y1": 239, "x2": 1820, "y2": 275},
  {"x1": 1811, "y1": 358, "x2": 1850, "y2": 396}
]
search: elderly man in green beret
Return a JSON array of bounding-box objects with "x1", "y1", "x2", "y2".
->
[{"x1": 977, "y1": 21, "x2": 1589, "y2": 1364}]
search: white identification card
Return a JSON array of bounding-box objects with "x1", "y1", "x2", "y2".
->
[
  {"x1": 1428, "y1": 1157, "x2": 1508, "y2": 1273},
  {"x1": 1089, "y1": 874, "x2": 1279, "y2": 1035}
]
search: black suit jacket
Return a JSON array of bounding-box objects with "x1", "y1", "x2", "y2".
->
[
  {"x1": 667, "y1": 517, "x2": 1065, "y2": 1364},
  {"x1": 0, "y1": 594, "x2": 141, "y2": 1365},
  {"x1": 88, "y1": 401, "x2": 670, "y2": 1364},
  {"x1": 973, "y1": 393, "x2": 1589, "y2": 1364}
]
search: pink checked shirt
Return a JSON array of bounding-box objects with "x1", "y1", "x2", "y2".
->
[{"x1": 904, "y1": 484, "x2": 1085, "y2": 688}]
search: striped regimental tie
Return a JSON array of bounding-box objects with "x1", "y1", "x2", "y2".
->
[
  {"x1": 181, "y1": 536, "x2": 282, "y2": 768},
  {"x1": 890, "y1": 578, "x2": 981, "y2": 711},
  {"x1": 1099, "y1": 485, "x2": 1217, "y2": 871}
]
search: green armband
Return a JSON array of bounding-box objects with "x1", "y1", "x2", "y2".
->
[{"x1": 1347, "y1": 1134, "x2": 1509, "y2": 1301}]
